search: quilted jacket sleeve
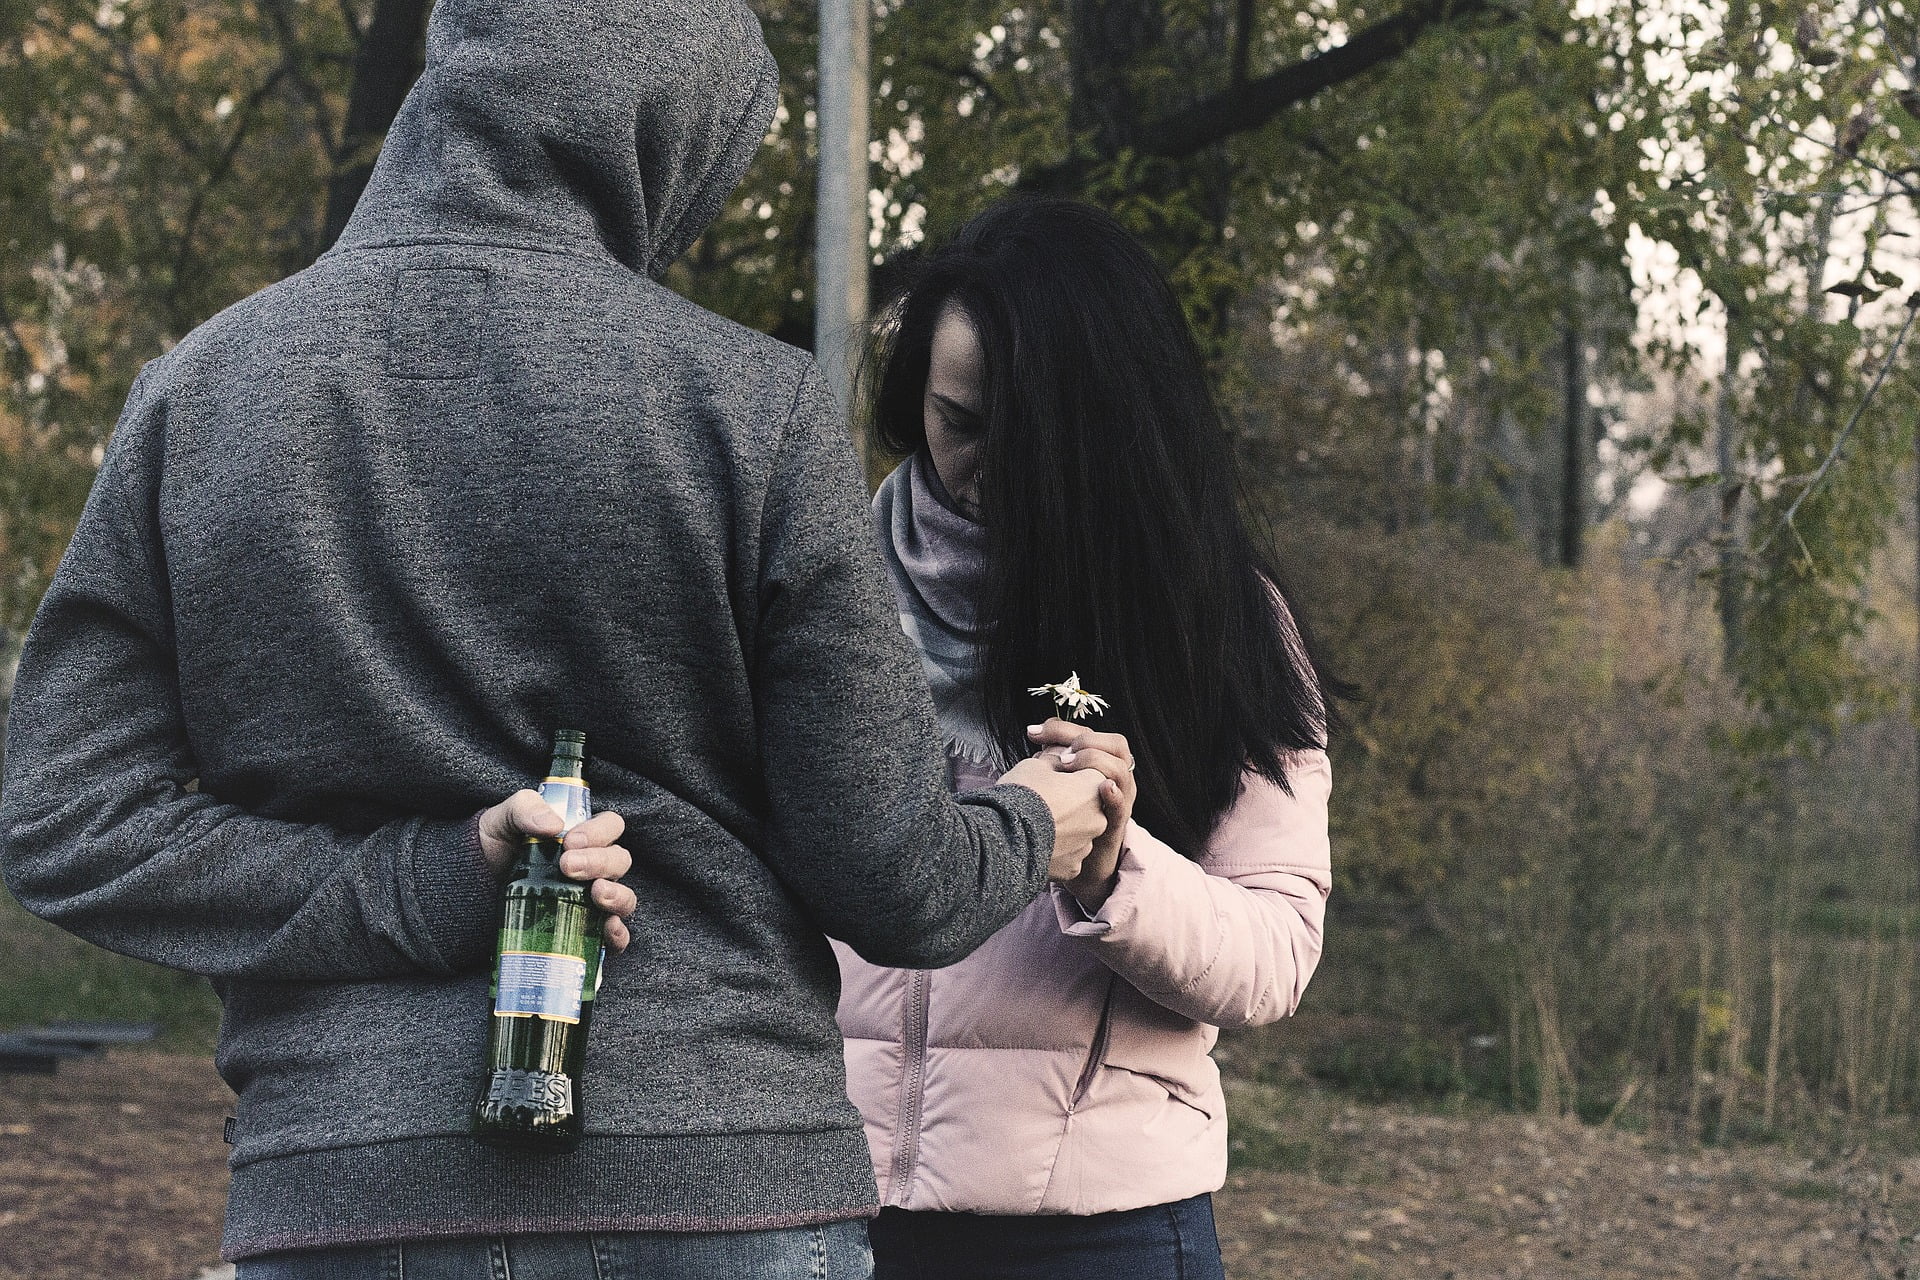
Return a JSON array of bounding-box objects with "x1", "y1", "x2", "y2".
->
[{"x1": 1049, "y1": 750, "x2": 1333, "y2": 1028}]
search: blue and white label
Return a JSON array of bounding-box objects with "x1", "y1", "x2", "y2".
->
[
  {"x1": 494, "y1": 951, "x2": 588, "y2": 1023},
  {"x1": 540, "y1": 777, "x2": 590, "y2": 832}
]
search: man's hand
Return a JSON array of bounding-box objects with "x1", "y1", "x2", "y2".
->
[
  {"x1": 477, "y1": 791, "x2": 638, "y2": 952},
  {"x1": 999, "y1": 749, "x2": 1120, "y2": 886},
  {"x1": 1027, "y1": 719, "x2": 1136, "y2": 913}
]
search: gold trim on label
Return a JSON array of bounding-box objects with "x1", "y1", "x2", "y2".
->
[
  {"x1": 490, "y1": 1010, "x2": 582, "y2": 1025},
  {"x1": 542, "y1": 777, "x2": 587, "y2": 787}
]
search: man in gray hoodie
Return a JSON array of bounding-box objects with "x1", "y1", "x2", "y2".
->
[{"x1": 0, "y1": 0, "x2": 1115, "y2": 1274}]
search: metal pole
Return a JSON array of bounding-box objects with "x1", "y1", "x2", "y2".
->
[{"x1": 816, "y1": 0, "x2": 871, "y2": 463}]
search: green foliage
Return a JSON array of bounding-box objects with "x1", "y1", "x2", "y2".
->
[
  {"x1": 0, "y1": 0, "x2": 352, "y2": 647},
  {"x1": 1237, "y1": 493, "x2": 1920, "y2": 1135},
  {"x1": 1222, "y1": 1077, "x2": 1357, "y2": 1178},
  {"x1": 0, "y1": 888, "x2": 220, "y2": 1050},
  {"x1": 1627, "y1": 0, "x2": 1920, "y2": 751},
  {"x1": 2, "y1": 0, "x2": 1910, "y2": 752},
  {"x1": 1307, "y1": 1034, "x2": 1498, "y2": 1103}
]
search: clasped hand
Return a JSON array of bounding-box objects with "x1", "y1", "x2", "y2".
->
[{"x1": 998, "y1": 717, "x2": 1137, "y2": 912}]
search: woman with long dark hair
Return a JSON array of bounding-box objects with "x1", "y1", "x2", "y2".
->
[{"x1": 834, "y1": 197, "x2": 1337, "y2": 1280}]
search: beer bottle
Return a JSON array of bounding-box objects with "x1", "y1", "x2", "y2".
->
[{"x1": 471, "y1": 729, "x2": 606, "y2": 1151}]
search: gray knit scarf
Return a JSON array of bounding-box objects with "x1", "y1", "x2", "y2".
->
[{"x1": 872, "y1": 452, "x2": 1011, "y2": 771}]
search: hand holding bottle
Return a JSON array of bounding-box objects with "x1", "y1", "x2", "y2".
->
[{"x1": 476, "y1": 791, "x2": 637, "y2": 952}]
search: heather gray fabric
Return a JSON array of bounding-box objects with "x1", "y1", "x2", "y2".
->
[{"x1": 0, "y1": 0, "x2": 1053, "y2": 1260}]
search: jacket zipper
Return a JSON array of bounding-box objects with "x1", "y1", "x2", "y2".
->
[
  {"x1": 890, "y1": 969, "x2": 932, "y2": 1200},
  {"x1": 1068, "y1": 977, "x2": 1118, "y2": 1113}
]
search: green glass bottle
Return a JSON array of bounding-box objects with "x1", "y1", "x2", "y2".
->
[{"x1": 471, "y1": 729, "x2": 606, "y2": 1152}]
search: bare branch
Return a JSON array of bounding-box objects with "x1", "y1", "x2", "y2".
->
[
  {"x1": 338, "y1": 0, "x2": 367, "y2": 44},
  {"x1": 1762, "y1": 111, "x2": 1919, "y2": 200},
  {"x1": 0, "y1": 290, "x2": 34, "y2": 381},
  {"x1": 1022, "y1": 0, "x2": 1504, "y2": 190},
  {"x1": 1137, "y1": 0, "x2": 1497, "y2": 160},
  {"x1": 77, "y1": 20, "x2": 206, "y2": 164},
  {"x1": 1756, "y1": 302, "x2": 1919, "y2": 556},
  {"x1": 258, "y1": 0, "x2": 342, "y2": 155},
  {"x1": 165, "y1": 64, "x2": 295, "y2": 322}
]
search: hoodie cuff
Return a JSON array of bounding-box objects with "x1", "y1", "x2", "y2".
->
[
  {"x1": 411, "y1": 812, "x2": 501, "y2": 974},
  {"x1": 977, "y1": 782, "x2": 1058, "y2": 897}
]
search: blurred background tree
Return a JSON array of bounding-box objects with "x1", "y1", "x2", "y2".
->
[{"x1": 3, "y1": 0, "x2": 1919, "y2": 1141}]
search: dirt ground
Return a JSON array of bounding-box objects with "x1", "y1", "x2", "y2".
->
[
  {"x1": 1, "y1": 1054, "x2": 1916, "y2": 1280},
  {"x1": 1217, "y1": 1079, "x2": 1920, "y2": 1279}
]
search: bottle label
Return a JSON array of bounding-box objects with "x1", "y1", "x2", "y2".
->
[
  {"x1": 494, "y1": 950, "x2": 587, "y2": 1023},
  {"x1": 484, "y1": 1067, "x2": 574, "y2": 1118},
  {"x1": 539, "y1": 777, "x2": 590, "y2": 832}
]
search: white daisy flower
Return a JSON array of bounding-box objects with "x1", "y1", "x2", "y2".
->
[{"x1": 1028, "y1": 672, "x2": 1110, "y2": 721}]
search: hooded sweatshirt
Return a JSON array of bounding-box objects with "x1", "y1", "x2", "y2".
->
[{"x1": 0, "y1": 0, "x2": 1054, "y2": 1259}]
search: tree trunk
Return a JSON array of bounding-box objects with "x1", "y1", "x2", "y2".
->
[
  {"x1": 321, "y1": 0, "x2": 434, "y2": 253},
  {"x1": 1686, "y1": 909, "x2": 1713, "y2": 1140},
  {"x1": 1714, "y1": 901, "x2": 1749, "y2": 1144},
  {"x1": 1558, "y1": 319, "x2": 1585, "y2": 568},
  {"x1": 1068, "y1": 0, "x2": 1166, "y2": 161},
  {"x1": 1530, "y1": 968, "x2": 1572, "y2": 1119},
  {"x1": 1715, "y1": 315, "x2": 1745, "y2": 669},
  {"x1": 1762, "y1": 931, "x2": 1787, "y2": 1128},
  {"x1": 1231, "y1": 0, "x2": 1256, "y2": 86},
  {"x1": 1385, "y1": 337, "x2": 1412, "y2": 534}
]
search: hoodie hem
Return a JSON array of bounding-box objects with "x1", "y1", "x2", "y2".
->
[{"x1": 222, "y1": 1128, "x2": 879, "y2": 1260}]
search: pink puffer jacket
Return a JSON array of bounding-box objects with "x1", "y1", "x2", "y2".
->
[{"x1": 832, "y1": 749, "x2": 1332, "y2": 1216}]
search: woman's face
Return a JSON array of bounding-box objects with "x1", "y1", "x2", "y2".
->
[{"x1": 922, "y1": 303, "x2": 986, "y2": 520}]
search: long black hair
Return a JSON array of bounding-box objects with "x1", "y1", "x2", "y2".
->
[{"x1": 868, "y1": 198, "x2": 1337, "y2": 855}]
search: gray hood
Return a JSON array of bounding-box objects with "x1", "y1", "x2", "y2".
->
[{"x1": 332, "y1": 0, "x2": 781, "y2": 278}]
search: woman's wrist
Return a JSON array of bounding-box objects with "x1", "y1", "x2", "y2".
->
[{"x1": 1068, "y1": 872, "x2": 1118, "y2": 916}]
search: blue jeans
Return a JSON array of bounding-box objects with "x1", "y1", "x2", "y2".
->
[
  {"x1": 867, "y1": 1194, "x2": 1225, "y2": 1280},
  {"x1": 236, "y1": 1222, "x2": 874, "y2": 1280}
]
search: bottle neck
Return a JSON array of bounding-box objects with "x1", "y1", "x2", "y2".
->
[{"x1": 523, "y1": 739, "x2": 589, "y2": 881}]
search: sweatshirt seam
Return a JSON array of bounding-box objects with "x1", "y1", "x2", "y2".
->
[
  {"x1": 399, "y1": 815, "x2": 452, "y2": 975},
  {"x1": 100, "y1": 361, "x2": 174, "y2": 628},
  {"x1": 230, "y1": 1207, "x2": 882, "y2": 1262},
  {"x1": 227, "y1": 1122, "x2": 869, "y2": 1170},
  {"x1": 324, "y1": 234, "x2": 626, "y2": 270},
  {"x1": 757, "y1": 368, "x2": 816, "y2": 572}
]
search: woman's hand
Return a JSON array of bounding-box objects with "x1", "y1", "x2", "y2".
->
[
  {"x1": 1027, "y1": 718, "x2": 1136, "y2": 913},
  {"x1": 477, "y1": 791, "x2": 638, "y2": 952},
  {"x1": 997, "y1": 756, "x2": 1115, "y2": 885}
]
